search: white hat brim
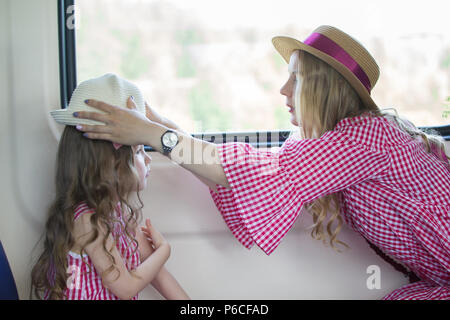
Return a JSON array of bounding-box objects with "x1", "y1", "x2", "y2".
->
[
  {"x1": 49, "y1": 73, "x2": 146, "y2": 127},
  {"x1": 50, "y1": 109, "x2": 106, "y2": 126}
]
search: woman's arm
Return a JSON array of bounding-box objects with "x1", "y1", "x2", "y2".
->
[
  {"x1": 144, "y1": 102, "x2": 221, "y2": 192},
  {"x1": 147, "y1": 125, "x2": 230, "y2": 189},
  {"x1": 75, "y1": 99, "x2": 229, "y2": 189}
]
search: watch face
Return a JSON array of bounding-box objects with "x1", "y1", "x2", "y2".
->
[{"x1": 163, "y1": 132, "x2": 178, "y2": 148}]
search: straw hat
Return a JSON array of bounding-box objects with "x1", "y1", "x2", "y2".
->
[
  {"x1": 50, "y1": 73, "x2": 146, "y2": 126},
  {"x1": 272, "y1": 25, "x2": 380, "y2": 109}
]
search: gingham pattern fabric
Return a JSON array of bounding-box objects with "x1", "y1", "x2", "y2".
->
[
  {"x1": 209, "y1": 115, "x2": 450, "y2": 300},
  {"x1": 62, "y1": 202, "x2": 140, "y2": 300}
]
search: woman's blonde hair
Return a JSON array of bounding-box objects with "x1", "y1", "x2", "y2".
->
[{"x1": 293, "y1": 50, "x2": 449, "y2": 251}]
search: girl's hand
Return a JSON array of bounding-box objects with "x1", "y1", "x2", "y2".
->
[{"x1": 140, "y1": 218, "x2": 169, "y2": 250}]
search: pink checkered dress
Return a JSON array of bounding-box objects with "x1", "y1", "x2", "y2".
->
[
  {"x1": 209, "y1": 115, "x2": 450, "y2": 300},
  {"x1": 59, "y1": 202, "x2": 140, "y2": 300}
]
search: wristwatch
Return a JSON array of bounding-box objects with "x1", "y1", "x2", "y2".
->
[{"x1": 161, "y1": 130, "x2": 179, "y2": 155}]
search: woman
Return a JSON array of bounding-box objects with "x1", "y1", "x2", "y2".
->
[{"x1": 73, "y1": 26, "x2": 450, "y2": 299}]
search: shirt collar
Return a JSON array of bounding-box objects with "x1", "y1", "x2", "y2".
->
[{"x1": 334, "y1": 114, "x2": 383, "y2": 130}]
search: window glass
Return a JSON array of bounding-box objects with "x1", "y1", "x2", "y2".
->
[{"x1": 75, "y1": 0, "x2": 449, "y2": 132}]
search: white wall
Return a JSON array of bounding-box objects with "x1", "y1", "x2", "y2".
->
[
  {"x1": 0, "y1": 0, "x2": 61, "y2": 299},
  {"x1": 5, "y1": 0, "x2": 447, "y2": 300}
]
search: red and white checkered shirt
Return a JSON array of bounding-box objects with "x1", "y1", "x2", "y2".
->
[
  {"x1": 209, "y1": 115, "x2": 450, "y2": 300},
  {"x1": 61, "y1": 202, "x2": 140, "y2": 300}
]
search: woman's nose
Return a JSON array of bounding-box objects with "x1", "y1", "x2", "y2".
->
[{"x1": 280, "y1": 80, "x2": 291, "y2": 97}]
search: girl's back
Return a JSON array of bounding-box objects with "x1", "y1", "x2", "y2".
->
[{"x1": 59, "y1": 202, "x2": 140, "y2": 300}]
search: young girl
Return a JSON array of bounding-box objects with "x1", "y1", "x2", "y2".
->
[{"x1": 31, "y1": 74, "x2": 190, "y2": 300}]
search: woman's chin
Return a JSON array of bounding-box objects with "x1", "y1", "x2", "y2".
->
[{"x1": 290, "y1": 115, "x2": 299, "y2": 126}]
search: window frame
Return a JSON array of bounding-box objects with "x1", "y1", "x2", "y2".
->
[
  {"x1": 58, "y1": 0, "x2": 77, "y2": 111},
  {"x1": 58, "y1": 0, "x2": 449, "y2": 148}
]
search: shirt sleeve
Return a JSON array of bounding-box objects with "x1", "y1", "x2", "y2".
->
[
  {"x1": 209, "y1": 133, "x2": 391, "y2": 255},
  {"x1": 382, "y1": 281, "x2": 450, "y2": 300}
]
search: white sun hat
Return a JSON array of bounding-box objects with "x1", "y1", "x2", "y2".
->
[{"x1": 50, "y1": 73, "x2": 146, "y2": 126}]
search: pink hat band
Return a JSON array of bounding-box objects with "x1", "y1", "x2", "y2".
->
[{"x1": 304, "y1": 32, "x2": 372, "y2": 93}]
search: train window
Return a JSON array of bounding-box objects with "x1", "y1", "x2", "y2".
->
[{"x1": 66, "y1": 0, "x2": 449, "y2": 134}]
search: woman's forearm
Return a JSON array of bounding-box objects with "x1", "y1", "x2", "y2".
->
[
  {"x1": 172, "y1": 133, "x2": 230, "y2": 188},
  {"x1": 160, "y1": 122, "x2": 223, "y2": 192},
  {"x1": 144, "y1": 122, "x2": 230, "y2": 188}
]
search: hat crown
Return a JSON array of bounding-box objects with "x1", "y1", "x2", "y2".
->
[
  {"x1": 68, "y1": 73, "x2": 146, "y2": 115},
  {"x1": 312, "y1": 25, "x2": 380, "y2": 89}
]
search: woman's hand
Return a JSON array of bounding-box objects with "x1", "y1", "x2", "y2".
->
[
  {"x1": 74, "y1": 97, "x2": 156, "y2": 146},
  {"x1": 140, "y1": 218, "x2": 169, "y2": 251}
]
